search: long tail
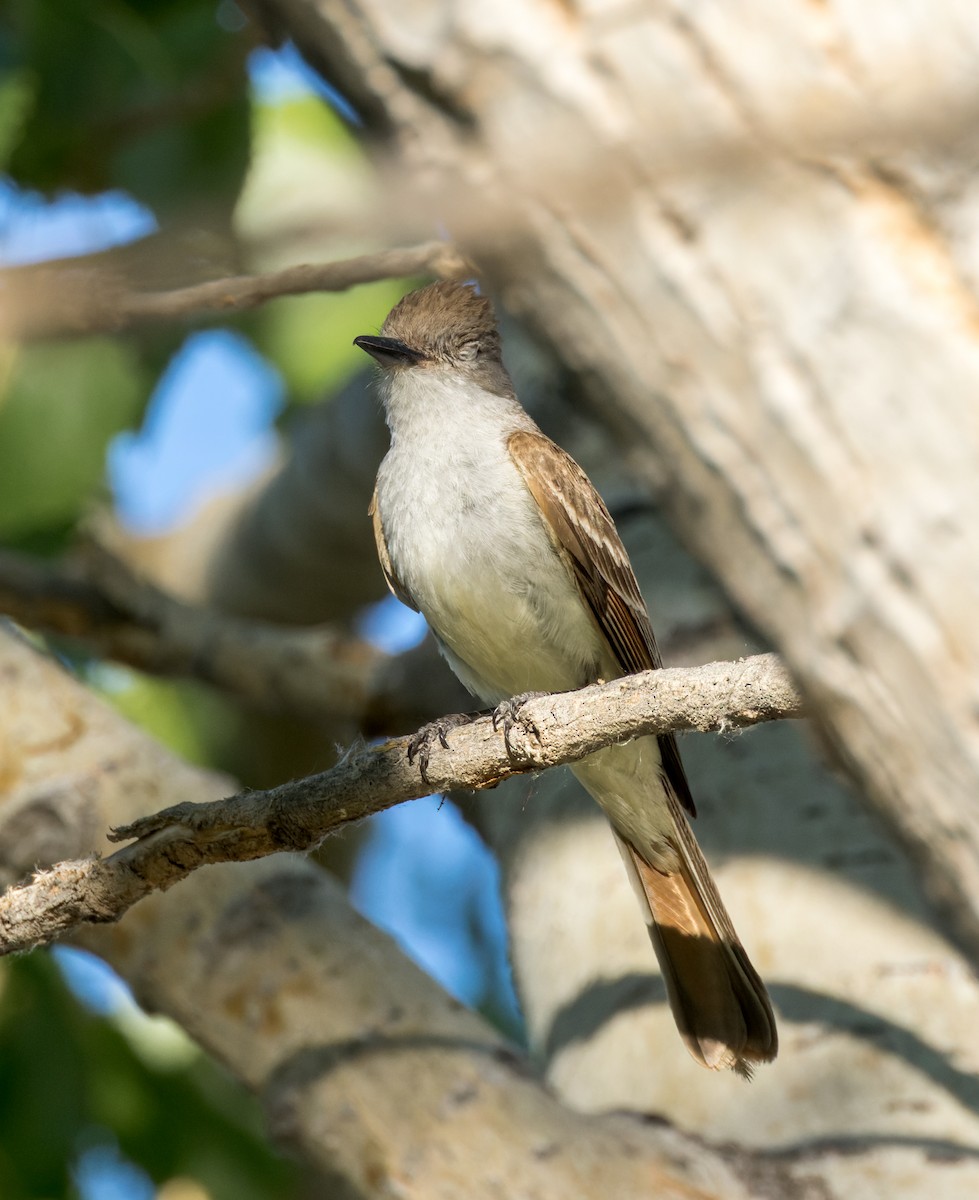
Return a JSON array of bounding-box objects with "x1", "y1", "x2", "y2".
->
[{"x1": 615, "y1": 810, "x2": 778, "y2": 1075}]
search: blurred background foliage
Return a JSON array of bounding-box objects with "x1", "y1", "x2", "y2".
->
[
  {"x1": 0, "y1": 952, "x2": 299, "y2": 1200},
  {"x1": 0, "y1": 0, "x2": 405, "y2": 551},
  {"x1": 0, "y1": 1, "x2": 519, "y2": 1196}
]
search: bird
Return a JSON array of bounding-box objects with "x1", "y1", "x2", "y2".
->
[{"x1": 354, "y1": 279, "x2": 777, "y2": 1074}]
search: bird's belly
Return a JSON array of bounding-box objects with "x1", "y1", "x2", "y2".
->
[
  {"x1": 430, "y1": 565, "x2": 600, "y2": 704},
  {"x1": 378, "y1": 442, "x2": 607, "y2": 704},
  {"x1": 573, "y1": 740, "x2": 677, "y2": 861}
]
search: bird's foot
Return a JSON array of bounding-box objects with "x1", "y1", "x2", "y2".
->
[
  {"x1": 492, "y1": 691, "x2": 548, "y2": 753},
  {"x1": 407, "y1": 711, "x2": 483, "y2": 783}
]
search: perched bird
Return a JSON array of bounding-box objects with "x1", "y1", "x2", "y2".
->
[{"x1": 354, "y1": 281, "x2": 777, "y2": 1073}]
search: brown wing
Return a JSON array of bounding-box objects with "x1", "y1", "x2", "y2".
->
[
  {"x1": 508, "y1": 429, "x2": 694, "y2": 817},
  {"x1": 369, "y1": 480, "x2": 419, "y2": 612}
]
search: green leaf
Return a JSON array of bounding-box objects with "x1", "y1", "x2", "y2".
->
[
  {"x1": 247, "y1": 280, "x2": 409, "y2": 403},
  {"x1": 89, "y1": 666, "x2": 236, "y2": 767},
  {"x1": 4, "y1": 0, "x2": 250, "y2": 213},
  {"x1": 0, "y1": 69, "x2": 35, "y2": 172},
  {"x1": 0, "y1": 339, "x2": 146, "y2": 540},
  {"x1": 0, "y1": 953, "x2": 301, "y2": 1200}
]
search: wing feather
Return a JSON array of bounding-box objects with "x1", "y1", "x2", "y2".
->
[
  {"x1": 508, "y1": 429, "x2": 695, "y2": 816},
  {"x1": 370, "y1": 480, "x2": 419, "y2": 612}
]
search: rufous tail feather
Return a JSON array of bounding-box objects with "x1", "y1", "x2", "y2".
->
[{"x1": 616, "y1": 823, "x2": 777, "y2": 1076}]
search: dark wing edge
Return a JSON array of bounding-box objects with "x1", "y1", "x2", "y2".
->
[
  {"x1": 369, "y1": 480, "x2": 419, "y2": 612},
  {"x1": 507, "y1": 429, "x2": 695, "y2": 817}
]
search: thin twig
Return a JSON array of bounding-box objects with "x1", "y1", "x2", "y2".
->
[
  {"x1": 119, "y1": 241, "x2": 470, "y2": 324},
  {"x1": 1, "y1": 241, "x2": 472, "y2": 341}
]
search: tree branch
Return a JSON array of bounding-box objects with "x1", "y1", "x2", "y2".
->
[
  {"x1": 0, "y1": 652, "x2": 800, "y2": 955},
  {"x1": 0, "y1": 544, "x2": 443, "y2": 731},
  {"x1": 0, "y1": 240, "x2": 470, "y2": 341}
]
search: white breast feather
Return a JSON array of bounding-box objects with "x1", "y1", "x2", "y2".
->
[{"x1": 376, "y1": 370, "x2": 601, "y2": 702}]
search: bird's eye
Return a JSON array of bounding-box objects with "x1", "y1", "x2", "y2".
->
[{"x1": 458, "y1": 340, "x2": 480, "y2": 361}]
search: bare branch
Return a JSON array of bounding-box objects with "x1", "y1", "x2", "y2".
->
[
  {"x1": 1, "y1": 240, "x2": 471, "y2": 342},
  {"x1": 0, "y1": 544, "x2": 441, "y2": 730},
  {"x1": 0, "y1": 653, "x2": 800, "y2": 955}
]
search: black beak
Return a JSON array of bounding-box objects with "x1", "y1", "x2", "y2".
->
[{"x1": 353, "y1": 335, "x2": 426, "y2": 368}]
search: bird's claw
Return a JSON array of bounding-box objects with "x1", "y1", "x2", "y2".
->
[
  {"x1": 406, "y1": 712, "x2": 480, "y2": 782},
  {"x1": 492, "y1": 691, "x2": 547, "y2": 753}
]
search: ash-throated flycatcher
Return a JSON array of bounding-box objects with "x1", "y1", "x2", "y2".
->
[{"x1": 355, "y1": 281, "x2": 777, "y2": 1073}]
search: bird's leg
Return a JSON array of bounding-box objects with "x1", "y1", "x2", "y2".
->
[
  {"x1": 407, "y1": 710, "x2": 488, "y2": 783},
  {"x1": 492, "y1": 691, "x2": 549, "y2": 752}
]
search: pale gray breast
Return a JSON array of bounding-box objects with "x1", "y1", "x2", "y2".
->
[{"x1": 377, "y1": 428, "x2": 603, "y2": 701}]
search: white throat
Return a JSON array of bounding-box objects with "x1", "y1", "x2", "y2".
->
[{"x1": 380, "y1": 365, "x2": 528, "y2": 455}]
